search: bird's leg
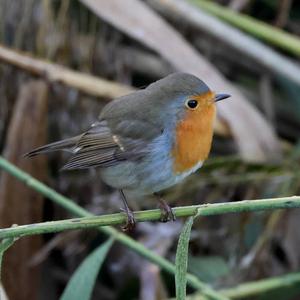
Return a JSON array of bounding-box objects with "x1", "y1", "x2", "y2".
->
[
  {"x1": 154, "y1": 193, "x2": 176, "y2": 222},
  {"x1": 119, "y1": 190, "x2": 136, "y2": 231}
]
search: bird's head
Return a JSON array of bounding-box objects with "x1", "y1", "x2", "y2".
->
[
  {"x1": 146, "y1": 72, "x2": 230, "y2": 125},
  {"x1": 146, "y1": 72, "x2": 231, "y2": 173}
]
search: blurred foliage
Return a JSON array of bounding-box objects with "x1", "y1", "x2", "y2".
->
[
  {"x1": 188, "y1": 255, "x2": 230, "y2": 283},
  {"x1": 61, "y1": 238, "x2": 114, "y2": 300}
]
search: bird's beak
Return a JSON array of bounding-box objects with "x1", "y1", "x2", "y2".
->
[{"x1": 215, "y1": 93, "x2": 231, "y2": 102}]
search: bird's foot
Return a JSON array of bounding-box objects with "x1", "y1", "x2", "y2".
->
[
  {"x1": 156, "y1": 196, "x2": 176, "y2": 222},
  {"x1": 120, "y1": 208, "x2": 136, "y2": 232},
  {"x1": 119, "y1": 190, "x2": 136, "y2": 231}
]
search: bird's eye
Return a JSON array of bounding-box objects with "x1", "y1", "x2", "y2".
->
[{"x1": 185, "y1": 99, "x2": 198, "y2": 110}]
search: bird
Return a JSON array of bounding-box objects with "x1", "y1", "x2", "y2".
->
[{"x1": 25, "y1": 72, "x2": 230, "y2": 230}]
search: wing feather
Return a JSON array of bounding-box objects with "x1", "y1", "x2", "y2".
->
[{"x1": 61, "y1": 119, "x2": 162, "y2": 170}]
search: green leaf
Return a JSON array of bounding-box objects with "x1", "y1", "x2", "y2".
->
[
  {"x1": 175, "y1": 216, "x2": 195, "y2": 300},
  {"x1": 60, "y1": 237, "x2": 114, "y2": 300},
  {"x1": 188, "y1": 256, "x2": 230, "y2": 283},
  {"x1": 0, "y1": 238, "x2": 15, "y2": 282}
]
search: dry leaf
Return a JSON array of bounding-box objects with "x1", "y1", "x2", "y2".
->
[{"x1": 0, "y1": 80, "x2": 48, "y2": 300}]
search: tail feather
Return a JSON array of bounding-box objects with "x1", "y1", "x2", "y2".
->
[{"x1": 24, "y1": 135, "x2": 81, "y2": 158}]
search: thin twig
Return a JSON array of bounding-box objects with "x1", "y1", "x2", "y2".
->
[
  {"x1": 0, "y1": 44, "x2": 132, "y2": 99},
  {"x1": 189, "y1": 0, "x2": 300, "y2": 57},
  {"x1": 185, "y1": 272, "x2": 300, "y2": 299},
  {"x1": 221, "y1": 271, "x2": 300, "y2": 299},
  {"x1": 1, "y1": 195, "x2": 300, "y2": 239},
  {"x1": 275, "y1": 0, "x2": 293, "y2": 28},
  {"x1": 14, "y1": 0, "x2": 35, "y2": 48},
  {"x1": 151, "y1": 0, "x2": 300, "y2": 85}
]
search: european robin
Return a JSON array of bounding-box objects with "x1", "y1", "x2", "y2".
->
[{"x1": 26, "y1": 73, "x2": 230, "y2": 230}]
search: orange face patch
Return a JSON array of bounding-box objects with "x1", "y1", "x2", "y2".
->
[{"x1": 172, "y1": 91, "x2": 216, "y2": 173}]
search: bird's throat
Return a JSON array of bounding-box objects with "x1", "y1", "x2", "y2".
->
[{"x1": 172, "y1": 104, "x2": 216, "y2": 173}]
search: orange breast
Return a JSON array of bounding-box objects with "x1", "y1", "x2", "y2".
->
[{"x1": 172, "y1": 103, "x2": 216, "y2": 173}]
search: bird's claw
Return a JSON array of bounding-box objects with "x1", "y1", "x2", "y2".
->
[
  {"x1": 120, "y1": 208, "x2": 136, "y2": 231},
  {"x1": 159, "y1": 202, "x2": 176, "y2": 222}
]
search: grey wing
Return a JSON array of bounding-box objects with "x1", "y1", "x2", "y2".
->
[
  {"x1": 62, "y1": 119, "x2": 161, "y2": 170},
  {"x1": 61, "y1": 121, "x2": 119, "y2": 170}
]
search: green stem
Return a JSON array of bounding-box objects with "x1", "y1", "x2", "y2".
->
[
  {"x1": 184, "y1": 272, "x2": 300, "y2": 299},
  {"x1": 1, "y1": 194, "x2": 300, "y2": 238},
  {"x1": 189, "y1": 0, "x2": 300, "y2": 57},
  {"x1": 221, "y1": 272, "x2": 300, "y2": 299},
  {"x1": 0, "y1": 156, "x2": 226, "y2": 300}
]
